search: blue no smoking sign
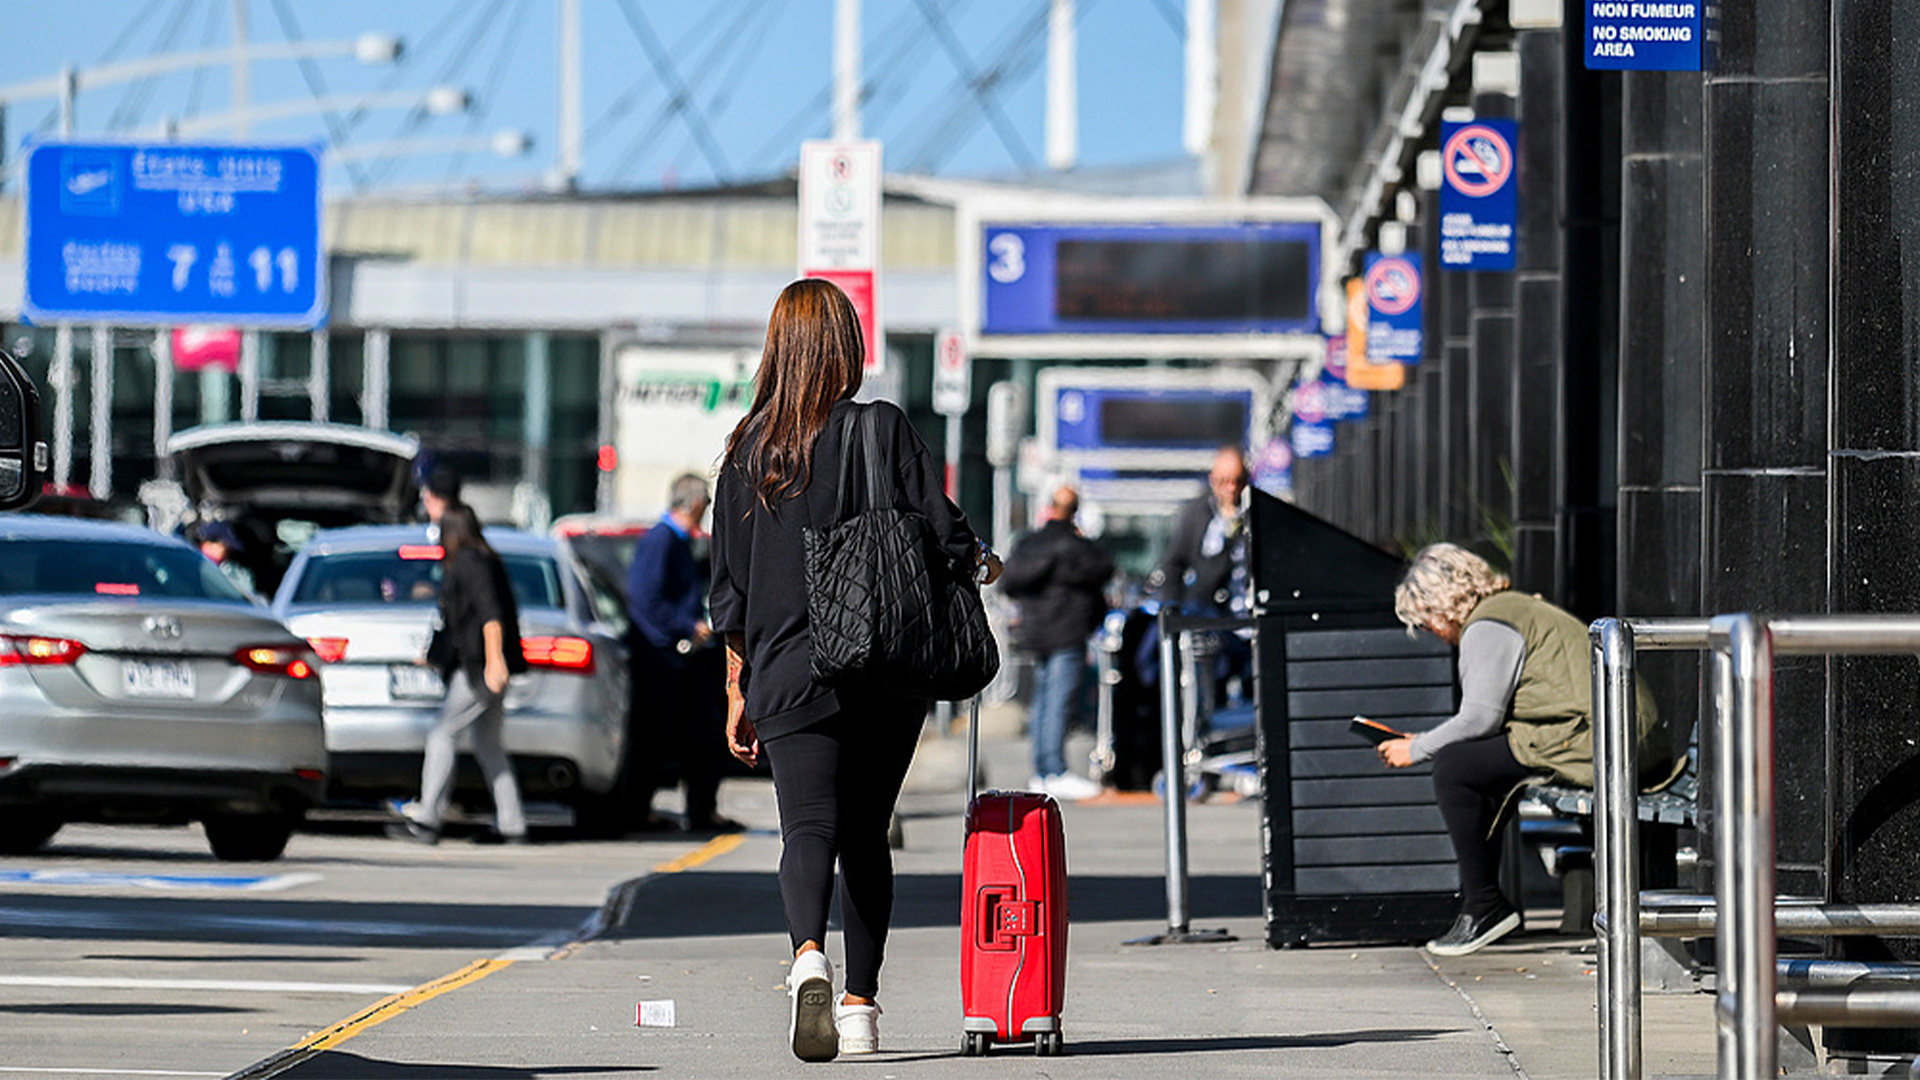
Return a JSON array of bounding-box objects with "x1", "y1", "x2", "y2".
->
[
  {"x1": 1585, "y1": 0, "x2": 1713, "y2": 70},
  {"x1": 24, "y1": 141, "x2": 325, "y2": 328}
]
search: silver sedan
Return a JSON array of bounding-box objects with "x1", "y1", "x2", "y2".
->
[
  {"x1": 0, "y1": 515, "x2": 327, "y2": 861},
  {"x1": 271, "y1": 525, "x2": 630, "y2": 834}
]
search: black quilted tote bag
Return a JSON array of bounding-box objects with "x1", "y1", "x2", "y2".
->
[{"x1": 803, "y1": 405, "x2": 1000, "y2": 700}]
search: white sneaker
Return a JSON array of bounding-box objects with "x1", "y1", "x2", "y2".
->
[
  {"x1": 787, "y1": 949, "x2": 838, "y2": 1062},
  {"x1": 1039, "y1": 772, "x2": 1103, "y2": 801},
  {"x1": 835, "y1": 997, "x2": 881, "y2": 1055}
]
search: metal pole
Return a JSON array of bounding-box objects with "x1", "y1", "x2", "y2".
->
[
  {"x1": 832, "y1": 0, "x2": 860, "y2": 141},
  {"x1": 1157, "y1": 616, "x2": 1190, "y2": 934},
  {"x1": 1183, "y1": 0, "x2": 1216, "y2": 157},
  {"x1": 1591, "y1": 618, "x2": 1641, "y2": 1080},
  {"x1": 556, "y1": 0, "x2": 581, "y2": 188},
  {"x1": 231, "y1": 0, "x2": 250, "y2": 139},
  {"x1": 238, "y1": 331, "x2": 260, "y2": 422},
  {"x1": 59, "y1": 65, "x2": 75, "y2": 136},
  {"x1": 51, "y1": 325, "x2": 73, "y2": 490},
  {"x1": 88, "y1": 325, "x2": 111, "y2": 500},
  {"x1": 152, "y1": 330, "x2": 173, "y2": 480},
  {"x1": 361, "y1": 328, "x2": 389, "y2": 431},
  {"x1": 309, "y1": 329, "x2": 329, "y2": 422},
  {"x1": 943, "y1": 414, "x2": 961, "y2": 501},
  {"x1": 522, "y1": 331, "x2": 551, "y2": 528},
  {"x1": 1712, "y1": 614, "x2": 1776, "y2": 1079},
  {"x1": 1045, "y1": 0, "x2": 1077, "y2": 171}
]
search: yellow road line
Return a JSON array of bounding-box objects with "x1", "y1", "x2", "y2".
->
[
  {"x1": 652, "y1": 831, "x2": 745, "y2": 874},
  {"x1": 290, "y1": 958, "x2": 512, "y2": 1053},
  {"x1": 238, "y1": 832, "x2": 751, "y2": 1076}
]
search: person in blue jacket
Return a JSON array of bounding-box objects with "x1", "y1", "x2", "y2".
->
[{"x1": 624, "y1": 472, "x2": 736, "y2": 833}]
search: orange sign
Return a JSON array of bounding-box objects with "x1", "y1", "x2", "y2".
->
[{"x1": 1342, "y1": 277, "x2": 1404, "y2": 391}]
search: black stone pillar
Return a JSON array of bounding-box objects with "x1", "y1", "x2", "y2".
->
[
  {"x1": 1616, "y1": 63, "x2": 1705, "y2": 790},
  {"x1": 1829, "y1": 0, "x2": 1920, "y2": 1052},
  {"x1": 1470, "y1": 90, "x2": 1518, "y2": 569},
  {"x1": 1513, "y1": 33, "x2": 1566, "y2": 598},
  {"x1": 1700, "y1": 0, "x2": 1831, "y2": 904}
]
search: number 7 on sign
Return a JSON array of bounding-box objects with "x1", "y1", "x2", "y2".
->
[
  {"x1": 167, "y1": 244, "x2": 197, "y2": 291},
  {"x1": 248, "y1": 246, "x2": 300, "y2": 293}
]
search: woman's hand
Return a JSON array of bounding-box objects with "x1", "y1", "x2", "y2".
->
[
  {"x1": 484, "y1": 656, "x2": 510, "y2": 695},
  {"x1": 980, "y1": 550, "x2": 1003, "y2": 586},
  {"x1": 1377, "y1": 737, "x2": 1414, "y2": 769},
  {"x1": 726, "y1": 699, "x2": 760, "y2": 767},
  {"x1": 482, "y1": 619, "x2": 510, "y2": 694},
  {"x1": 724, "y1": 634, "x2": 757, "y2": 766}
]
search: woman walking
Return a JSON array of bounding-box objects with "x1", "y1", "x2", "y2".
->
[
  {"x1": 1377, "y1": 543, "x2": 1667, "y2": 955},
  {"x1": 710, "y1": 278, "x2": 999, "y2": 1061},
  {"x1": 390, "y1": 503, "x2": 530, "y2": 846}
]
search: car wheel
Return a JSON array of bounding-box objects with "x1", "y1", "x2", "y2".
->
[
  {"x1": 203, "y1": 812, "x2": 296, "y2": 862},
  {"x1": 0, "y1": 809, "x2": 62, "y2": 854}
]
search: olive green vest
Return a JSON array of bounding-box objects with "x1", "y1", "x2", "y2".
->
[{"x1": 1463, "y1": 591, "x2": 1665, "y2": 787}]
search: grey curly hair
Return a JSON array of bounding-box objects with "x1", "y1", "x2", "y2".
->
[{"x1": 1394, "y1": 543, "x2": 1511, "y2": 631}]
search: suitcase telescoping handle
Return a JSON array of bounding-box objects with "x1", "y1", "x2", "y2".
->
[{"x1": 964, "y1": 694, "x2": 980, "y2": 807}]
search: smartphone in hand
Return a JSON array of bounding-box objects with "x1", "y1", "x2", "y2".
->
[{"x1": 1349, "y1": 715, "x2": 1409, "y2": 746}]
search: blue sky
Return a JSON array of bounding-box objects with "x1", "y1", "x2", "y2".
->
[{"x1": 3, "y1": 0, "x2": 1192, "y2": 196}]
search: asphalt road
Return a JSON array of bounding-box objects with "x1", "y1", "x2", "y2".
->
[{"x1": 0, "y1": 815, "x2": 715, "y2": 1078}]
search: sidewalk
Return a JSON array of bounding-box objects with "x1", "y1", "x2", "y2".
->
[{"x1": 259, "y1": 722, "x2": 1719, "y2": 1078}]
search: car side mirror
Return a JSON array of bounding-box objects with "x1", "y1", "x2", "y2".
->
[{"x1": 0, "y1": 350, "x2": 48, "y2": 512}]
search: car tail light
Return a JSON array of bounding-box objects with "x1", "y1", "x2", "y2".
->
[
  {"x1": 399, "y1": 544, "x2": 444, "y2": 561},
  {"x1": 0, "y1": 635, "x2": 87, "y2": 666},
  {"x1": 521, "y1": 635, "x2": 594, "y2": 674},
  {"x1": 235, "y1": 645, "x2": 315, "y2": 680},
  {"x1": 295, "y1": 768, "x2": 324, "y2": 782},
  {"x1": 307, "y1": 637, "x2": 350, "y2": 663}
]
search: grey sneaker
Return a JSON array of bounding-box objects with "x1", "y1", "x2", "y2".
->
[
  {"x1": 787, "y1": 950, "x2": 838, "y2": 1062},
  {"x1": 1425, "y1": 903, "x2": 1520, "y2": 957}
]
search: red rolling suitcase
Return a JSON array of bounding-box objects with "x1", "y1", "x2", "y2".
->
[{"x1": 958, "y1": 698, "x2": 1068, "y2": 1057}]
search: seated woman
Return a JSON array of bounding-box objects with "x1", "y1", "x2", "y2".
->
[{"x1": 1376, "y1": 543, "x2": 1669, "y2": 957}]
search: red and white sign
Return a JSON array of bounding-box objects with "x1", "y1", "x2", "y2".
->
[
  {"x1": 932, "y1": 329, "x2": 970, "y2": 416},
  {"x1": 1442, "y1": 124, "x2": 1514, "y2": 199},
  {"x1": 171, "y1": 325, "x2": 241, "y2": 372},
  {"x1": 799, "y1": 140, "x2": 884, "y2": 372}
]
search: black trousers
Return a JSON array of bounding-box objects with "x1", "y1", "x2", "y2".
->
[
  {"x1": 762, "y1": 700, "x2": 924, "y2": 999},
  {"x1": 1430, "y1": 733, "x2": 1534, "y2": 911}
]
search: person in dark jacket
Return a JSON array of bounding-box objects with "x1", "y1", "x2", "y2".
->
[
  {"x1": 1148, "y1": 444, "x2": 1251, "y2": 615},
  {"x1": 624, "y1": 472, "x2": 737, "y2": 833},
  {"x1": 389, "y1": 503, "x2": 529, "y2": 846},
  {"x1": 711, "y1": 278, "x2": 1000, "y2": 1061},
  {"x1": 998, "y1": 485, "x2": 1113, "y2": 800}
]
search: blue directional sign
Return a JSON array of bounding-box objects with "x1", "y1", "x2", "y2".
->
[{"x1": 23, "y1": 141, "x2": 325, "y2": 328}]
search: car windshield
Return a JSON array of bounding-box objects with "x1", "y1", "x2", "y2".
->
[
  {"x1": 0, "y1": 539, "x2": 251, "y2": 602},
  {"x1": 289, "y1": 549, "x2": 564, "y2": 610}
]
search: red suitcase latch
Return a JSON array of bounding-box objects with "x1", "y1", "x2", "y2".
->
[{"x1": 977, "y1": 887, "x2": 1039, "y2": 949}]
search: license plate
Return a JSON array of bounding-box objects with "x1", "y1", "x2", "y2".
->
[
  {"x1": 122, "y1": 659, "x2": 197, "y2": 699},
  {"x1": 389, "y1": 664, "x2": 446, "y2": 701}
]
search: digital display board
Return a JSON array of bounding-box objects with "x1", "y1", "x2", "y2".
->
[
  {"x1": 1091, "y1": 395, "x2": 1251, "y2": 448},
  {"x1": 982, "y1": 222, "x2": 1321, "y2": 336}
]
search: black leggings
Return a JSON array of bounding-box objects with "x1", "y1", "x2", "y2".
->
[
  {"x1": 1429, "y1": 733, "x2": 1534, "y2": 911},
  {"x1": 762, "y1": 701, "x2": 924, "y2": 999}
]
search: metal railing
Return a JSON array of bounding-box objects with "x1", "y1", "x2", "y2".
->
[{"x1": 1590, "y1": 613, "x2": 1920, "y2": 1080}]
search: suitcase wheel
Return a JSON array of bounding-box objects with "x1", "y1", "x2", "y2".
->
[
  {"x1": 1035, "y1": 1032, "x2": 1064, "y2": 1057},
  {"x1": 962, "y1": 1032, "x2": 990, "y2": 1057}
]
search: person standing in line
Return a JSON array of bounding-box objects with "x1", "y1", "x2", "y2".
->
[
  {"x1": 1149, "y1": 444, "x2": 1252, "y2": 617},
  {"x1": 389, "y1": 503, "x2": 531, "y2": 846},
  {"x1": 624, "y1": 472, "x2": 739, "y2": 833},
  {"x1": 1376, "y1": 543, "x2": 1668, "y2": 956},
  {"x1": 710, "y1": 278, "x2": 1000, "y2": 1062},
  {"x1": 998, "y1": 485, "x2": 1113, "y2": 801},
  {"x1": 193, "y1": 520, "x2": 257, "y2": 598}
]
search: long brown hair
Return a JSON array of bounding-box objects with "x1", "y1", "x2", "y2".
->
[
  {"x1": 722, "y1": 278, "x2": 865, "y2": 506},
  {"x1": 438, "y1": 503, "x2": 494, "y2": 561}
]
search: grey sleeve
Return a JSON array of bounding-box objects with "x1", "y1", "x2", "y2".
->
[{"x1": 1408, "y1": 620, "x2": 1526, "y2": 763}]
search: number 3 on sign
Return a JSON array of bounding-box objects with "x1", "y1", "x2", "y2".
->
[
  {"x1": 987, "y1": 232, "x2": 1025, "y2": 284},
  {"x1": 248, "y1": 246, "x2": 300, "y2": 293}
]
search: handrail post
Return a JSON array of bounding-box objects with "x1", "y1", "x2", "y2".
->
[
  {"x1": 1711, "y1": 614, "x2": 1777, "y2": 1079},
  {"x1": 1591, "y1": 618, "x2": 1643, "y2": 1080},
  {"x1": 1158, "y1": 613, "x2": 1191, "y2": 935}
]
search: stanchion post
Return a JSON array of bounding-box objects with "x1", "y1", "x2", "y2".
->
[
  {"x1": 1158, "y1": 616, "x2": 1190, "y2": 935},
  {"x1": 1591, "y1": 618, "x2": 1642, "y2": 1080},
  {"x1": 1712, "y1": 614, "x2": 1777, "y2": 1080}
]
